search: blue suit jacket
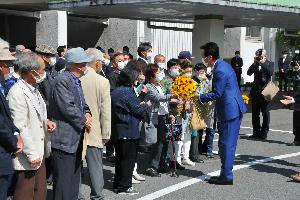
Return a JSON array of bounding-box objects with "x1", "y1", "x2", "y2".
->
[
  {"x1": 200, "y1": 59, "x2": 247, "y2": 122},
  {"x1": 49, "y1": 70, "x2": 90, "y2": 154},
  {"x1": 0, "y1": 91, "x2": 18, "y2": 176}
]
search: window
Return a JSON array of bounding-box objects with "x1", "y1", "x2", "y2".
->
[{"x1": 246, "y1": 26, "x2": 262, "y2": 40}]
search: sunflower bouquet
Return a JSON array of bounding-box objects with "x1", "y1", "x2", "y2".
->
[
  {"x1": 170, "y1": 76, "x2": 197, "y2": 99},
  {"x1": 242, "y1": 95, "x2": 250, "y2": 105},
  {"x1": 170, "y1": 76, "x2": 208, "y2": 125}
]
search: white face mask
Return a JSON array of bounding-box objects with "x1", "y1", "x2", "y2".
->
[
  {"x1": 4, "y1": 73, "x2": 11, "y2": 81},
  {"x1": 117, "y1": 61, "x2": 125, "y2": 70},
  {"x1": 185, "y1": 73, "x2": 192, "y2": 78},
  {"x1": 202, "y1": 58, "x2": 209, "y2": 67},
  {"x1": 83, "y1": 67, "x2": 88, "y2": 75},
  {"x1": 169, "y1": 69, "x2": 180, "y2": 77},
  {"x1": 157, "y1": 63, "x2": 166, "y2": 70},
  {"x1": 155, "y1": 74, "x2": 164, "y2": 82},
  {"x1": 124, "y1": 60, "x2": 129, "y2": 66},
  {"x1": 206, "y1": 67, "x2": 212, "y2": 74},
  {"x1": 146, "y1": 52, "x2": 152, "y2": 60},
  {"x1": 50, "y1": 57, "x2": 56, "y2": 66},
  {"x1": 35, "y1": 72, "x2": 46, "y2": 84},
  {"x1": 4, "y1": 67, "x2": 14, "y2": 80},
  {"x1": 103, "y1": 59, "x2": 110, "y2": 66}
]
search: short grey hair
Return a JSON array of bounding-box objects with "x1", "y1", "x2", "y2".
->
[
  {"x1": 18, "y1": 52, "x2": 41, "y2": 74},
  {"x1": 15, "y1": 45, "x2": 25, "y2": 54},
  {"x1": 85, "y1": 48, "x2": 103, "y2": 66}
]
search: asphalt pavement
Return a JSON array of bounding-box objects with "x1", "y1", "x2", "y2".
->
[{"x1": 47, "y1": 104, "x2": 300, "y2": 200}]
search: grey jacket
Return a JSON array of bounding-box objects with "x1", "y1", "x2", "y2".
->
[
  {"x1": 146, "y1": 83, "x2": 170, "y2": 125},
  {"x1": 49, "y1": 70, "x2": 90, "y2": 153}
]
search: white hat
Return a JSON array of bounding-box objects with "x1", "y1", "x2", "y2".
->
[{"x1": 0, "y1": 41, "x2": 16, "y2": 61}]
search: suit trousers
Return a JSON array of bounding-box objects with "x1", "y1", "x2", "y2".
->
[
  {"x1": 79, "y1": 146, "x2": 104, "y2": 200},
  {"x1": 52, "y1": 148, "x2": 82, "y2": 200},
  {"x1": 279, "y1": 73, "x2": 288, "y2": 92},
  {"x1": 251, "y1": 94, "x2": 270, "y2": 135},
  {"x1": 13, "y1": 159, "x2": 47, "y2": 200},
  {"x1": 293, "y1": 111, "x2": 300, "y2": 143},
  {"x1": 114, "y1": 139, "x2": 138, "y2": 191},
  {"x1": 0, "y1": 175, "x2": 12, "y2": 200},
  {"x1": 218, "y1": 115, "x2": 242, "y2": 181}
]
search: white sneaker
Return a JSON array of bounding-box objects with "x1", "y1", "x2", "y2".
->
[
  {"x1": 133, "y1": 173, "x2": 146, "y2": 181},
  {"x1": 132, "y1": 177, "x2": 141, "y2": 184},
  {"x1": 182, "y1": 158, "x2": 195, "y2": 166}
]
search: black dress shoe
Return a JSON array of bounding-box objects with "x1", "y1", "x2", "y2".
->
[
  {"x1": 207, "y1": 176, "x2": 219, "y2": 180},
  {"x1": 146, "y1": 168, "x2": 161, "y2": 177},
  {"x1": 249, "y1": 134, "x2": 267, "y2": 140},
  {"x1": 190, "y1": 157, "x2": 204, "y2": 163},
  {"x1": 207, "y1": 177, "x2": 233, "y2": 185},
  {"x1": 157, "y1": 166, "x2": 170, "y2": 173},
  {"x1": 169, "y1": 161, "x2": 185, "y2": 170},
  {"x1": 288, "y1": 141, "x2": 300, "y2": 146},
  {"x1": 248, "y1": 134, "x2": 260, "y2": 139}
]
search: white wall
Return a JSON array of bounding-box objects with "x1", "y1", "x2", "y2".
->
[
  {"x1": 150, "y1": 22, "x2": 193, "y2": 65},
  {"x1": 240, "y1": 27, "x2": 264, "y2": 83},
  {"x1": 224, "y1": 27, "x2": 241, "y2": 59}
]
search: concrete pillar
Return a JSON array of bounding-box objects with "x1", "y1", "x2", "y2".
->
[
  {"x1": 96, "y1": 18, "x2": 138, "y2": 57},
  {"x1": 192, "y1": 18, "x2": 224, "y2": 63},
  {"x1": 36, "y1": 10, "x2": 67, "y2": 48}
]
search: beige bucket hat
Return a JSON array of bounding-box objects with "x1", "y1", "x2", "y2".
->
[{"x1": 0, "y1": 41, "x2": 16, "y2": 61}]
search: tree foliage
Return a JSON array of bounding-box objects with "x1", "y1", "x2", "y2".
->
[{"x1": 276, "y1": 30, "x2": 300, "y2": 50}]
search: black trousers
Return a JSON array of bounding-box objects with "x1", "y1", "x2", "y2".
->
[
  {"x1": 293, "y1": 111, "x2": 300, "y2": 142},
  {"x1": 252, "y1": 94, "x2": 270, "y2": 136},
  {"x1": 0, "y1": 175, "x2": 12, "y2": 200},
  {"x1": 236, "y1": 73, "x2": 242, "y2": 89},
  {"x1": 52, "y1": 148, "x2": 82, "y2": 200},
  {"x1": 148, "y1": 115, "x2": 169, "y2": 170},
  {"x1": 279, "y1": 73, "x2": 288, "y2": 92},
  {"x1": 114, "y1": 139, "x2": 138, "y2": 191},
  {"x1": 105, "y1": 140, "x2": 115, "y2": 157}
]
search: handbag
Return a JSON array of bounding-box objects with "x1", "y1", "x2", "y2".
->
[
  {"x1": 190, "y1": 107, "x2": 207, "y2": 130},
  {"x1": 140, "y1": 121, "x2": 157, "y2": 145},
  {"x1": 261, "y1": 81, "x2": 279, "y2": 101},
  {"x1": 165, "y1": 123, "x2": 182, "y2": 141}
]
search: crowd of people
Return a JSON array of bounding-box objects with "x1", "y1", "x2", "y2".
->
[{"x1": 0, "y1": 37, "x2": 299, "y2": 200}]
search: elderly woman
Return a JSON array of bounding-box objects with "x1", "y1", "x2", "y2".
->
[
  {"x1": 6, "y1": 52, "x2": 56, "y2": 200},
  {"x1": 111, "y1": 64, "x2": 151, "y2": 195},
  {"x1": 145, "y1": 63, "x2": 174, "y2": 177}
]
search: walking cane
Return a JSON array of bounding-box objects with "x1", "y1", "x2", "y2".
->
[{"x1": 170, "y1": 120, "x2": 179, "y2": 178}]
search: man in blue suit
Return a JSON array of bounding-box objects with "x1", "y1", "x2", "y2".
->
[
  {"x1": 196, "y1": 42, "x2": 247, "y2": 185},
  {"x1": 0, "y1": 40, "x2": 23, "y2": 199}
]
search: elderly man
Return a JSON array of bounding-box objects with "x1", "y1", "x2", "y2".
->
[
  {"x1": 49, "y1": 47, "x2": 92, "y2": 200},
  {"x1": 35, "y1": 44, "x2": 58, "y2": 106},
  {"x1": 35, "y1": 44, "x2": 58, "y2": 184},
  {"x1": 107, "y1": 52, "x2": 125, "y2": 92},
  {"x1": 79, "y1": 48, "x2": 111, "y2": 200},
  {"x1": 154, "y1": 54, "x2": 167, "y2": 77},
  {"x1": 0, "y1": 39, "x2": 23, "y2": 200},
  {"x1": 4, "y1": 53, "x2": 23, "y2": 95},
  {"x1": 7, "y1": 52, "x2": 56, "y2": 199},
  {"x1": 105, "y1": 52, "x2": 125, "y2": 162}
]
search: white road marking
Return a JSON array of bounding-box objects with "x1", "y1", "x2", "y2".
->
[
  {"x1": 137, "y1": 151, "x2": 300, "y2": 200},
  {"x1": 241, "y1": 126, "x2": 293, "y2": 134}
]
